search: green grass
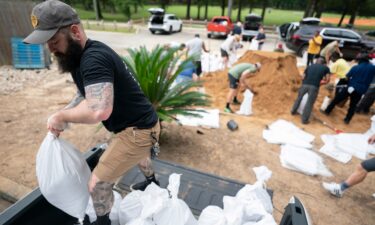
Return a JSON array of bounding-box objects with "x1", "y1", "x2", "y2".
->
[{"x1": 74, "y1": 4, "x2": 375, "y2": 30}]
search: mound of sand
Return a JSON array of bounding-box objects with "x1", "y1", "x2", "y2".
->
[{"x1": 203, "y1": 51, "x2": 302, "y2": 116}]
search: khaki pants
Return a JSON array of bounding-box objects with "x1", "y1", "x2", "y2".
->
[{"x1": 93, "y1": 121, "x2": 160, "y2": 183}]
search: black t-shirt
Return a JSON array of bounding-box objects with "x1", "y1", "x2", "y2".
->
[
  {"x1": 302, "y1": 63, "x2": 330, "y2": 87},
  {"x1": 232, "y1": 25, "x2": 242, "y2": 35},
  {"x1": 71, "y1": 39, "x2": 158, "y2": 132},
  {"x1": 255, "y1": 32, "x2": 266, "y2": 42}
]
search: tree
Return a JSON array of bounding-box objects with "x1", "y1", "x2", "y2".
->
[
  {"x1": 93, "y1": 0, "x2": 103, "y2": 20},
  {"x1": 260, "y1": 0, "x2": 268, "y2": 20},
  {"x1": 237, "y1": 0, "x2": 244, "y2": 22},
  {"x1": 186, "y1": 0, "x2": 192, "y2": 19},
  {"x1": 227, "y1": 0, "x2": 233, "y2": 18},
  {"x1": 204, "y1": 0, "x2": 209, "y2": 20},
  {"x1": 221, "y1": 0, "x2": 226, "y2": 16},
  {"x1": 123, "y1": 46, "x2": 211, "y2": 122},
  {"x1": 348, "y1": 0, "x2": 365, "y2": 27}
]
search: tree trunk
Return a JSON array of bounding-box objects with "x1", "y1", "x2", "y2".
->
[
  {"x1": 261, "y1": 0, "x2": 267, "y2": 20},
  {"x1": 249, "y1": 1, "x2": 253, "y2": 13},
  {"x1": 348, "y1": 0, "x2": 363, "y2": 26},
  {"x1": 221, "y1": 0, "x2": 225, "y2": 16},
  {"x1": 197, "y1": 4, "x2": 201, "y2": 20},
  {"x1": 314, "y1": 1, "x2": 323, "y2": 18},
  {"x1": 204, "y1": 0, "x2": 209, "y2": 20},
  {"x1": 227, "y1": 0, "x2": 233, "y2": 18},
  {"x1": 93, "y1": 0, "x2": 103, "y2": 20},
  {"x1": 186, "y1": 0, "x2": 191, "y2": 19},
  {"x1": 303, "y1": 0, "x2": 318, "y2": 18},
  {"x1": 134, "y1": 5, "x2": 138, "y2": 13},
  {"x1": 237, "y1": 0, "x2": 243, "y2": 22},
  {"x1": 338, "y1": 5, "x2": 348, "y2": 27}
]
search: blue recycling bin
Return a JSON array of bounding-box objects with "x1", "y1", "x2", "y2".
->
[{"x1": 11, "y1": 37, "x2": 50, "y2": 69}]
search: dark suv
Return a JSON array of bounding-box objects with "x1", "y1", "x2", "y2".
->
[{"x1": 285, "y1": 26, "x2": 375, "y2": 59}]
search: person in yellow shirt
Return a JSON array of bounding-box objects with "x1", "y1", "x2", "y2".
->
[
  {"x1": 307, "y1": 31, "x2": 322, "y2": 66},
  {"x1": 330, "y1": 52, "x2": 351, "y2": 97}
]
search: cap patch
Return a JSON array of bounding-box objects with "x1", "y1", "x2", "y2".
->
[{"x1": 31, "y1": 14, "x2": 38, "y2": 28}]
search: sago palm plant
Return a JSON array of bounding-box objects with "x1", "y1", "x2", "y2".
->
[{"x1": 123, "y1": 45, "x2": 211, "y2": 122}]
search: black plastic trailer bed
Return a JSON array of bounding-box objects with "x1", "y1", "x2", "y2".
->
[{"x1": 0, "y1": 144, "x2": 312, "y2": 225}]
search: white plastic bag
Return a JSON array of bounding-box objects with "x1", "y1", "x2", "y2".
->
[
  {"x1": 153, "y1": 174, "x2": 197, "y2": 225},
  {"x1": 280, "y1": 145, "x2": 332, "y2": 177},
  {"x1": 222, "y1": 196, "x2": 244, "y2": 225},
  {"x1": 320, "y1": 96, "x2": 330, "y2": 111},
  {"x1": 236, "y1": 89, "x2": 254, "y2": 116},
  {"x1": 36, "y1": 132, "x2": 91, "y2": 220},
  {"x1": 86, "y1": 191, "x2": 122, "y2": 225},
  {"x1": 297, "y1": 93, "x2": 308, "y2": 115},
  {"x1": 249, "y1": 39, "x2": 259, "y2": 50},
  {"x1": 235, "y1": 182, "x2": 273, "y2": 214},
  {"x1": 198, "y1": 206, "x2": 227, "y2": 225}
]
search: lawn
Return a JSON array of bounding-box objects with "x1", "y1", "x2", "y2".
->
[{"x1": 74, "y1": 4, "x2": 375, "y2": 30}]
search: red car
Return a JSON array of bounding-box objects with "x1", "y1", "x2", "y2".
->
[{"x1": 206, "y1": 16, "x2": 234, "y2": 38}]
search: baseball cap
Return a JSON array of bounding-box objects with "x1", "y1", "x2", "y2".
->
[{"x1": 23, "y1": 0, "x2": 80, "y2": 44}]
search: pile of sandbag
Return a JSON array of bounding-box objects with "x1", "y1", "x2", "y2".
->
[
  {"x1": 198, "y1": 166, "x2": 275, "y2": 225},
  {"x1": 263, "y1": 120, "x2": 332, "y2": 177}
]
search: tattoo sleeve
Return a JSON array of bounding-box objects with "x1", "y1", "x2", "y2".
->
[
  {"x1": 138, "y1": 157, "x2": 154, "y2": 177},
  {"x1": 64, "y1": 90, "x2": 84, "y2": 110},
  {"x1": 91, "y1": 181, "x2": 114, "y2": 216},
  {"x1": 85, "y1": 82, "x2": 114, "y2": 111}
]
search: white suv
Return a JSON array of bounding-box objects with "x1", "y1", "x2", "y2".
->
[{"x1": 148, "y1": 8, "x2": 183, "y2": 34}]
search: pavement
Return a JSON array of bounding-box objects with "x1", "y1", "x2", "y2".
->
[{"x1": 85, "y1": 25, "x2": 305, "y2": 66}]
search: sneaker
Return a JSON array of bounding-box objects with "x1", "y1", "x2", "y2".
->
[
  {"x1": 322, "y1": 182, "x2": 343, "y2": 198},
  {"x1": 320, "y1": 109, "x2": 329, "y2": 115},
  {"x1": 343, "y1": 118, "x2": 350, "y2": 124},
  {"x1": 224, "y1": 107, "x2": 233, "y2": 113},
  {"x1": 130, "y1": 179, "x2": 160, "y2": 191}
]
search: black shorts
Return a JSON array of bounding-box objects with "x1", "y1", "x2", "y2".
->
[
  {"x1": 221, "y1": 48, "x2": 229, "y2": 58},
  {"x1": 361, "y1": 157, "x2": 375, "y2": 172},
  {"x1": 194, "y1": 61, "x2": 202, "y2": 76},
  {"x1": 228, "y1": 73, "x2": 238, "y2": 89}
]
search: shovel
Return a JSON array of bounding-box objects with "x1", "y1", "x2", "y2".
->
[{"x1": 313, "y1": 115, "x2": 344, "y2": 134}]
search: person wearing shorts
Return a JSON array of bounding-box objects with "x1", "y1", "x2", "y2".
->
[
  {"x1": 185, "y1": 34, "x2": 209, "y2": 79},
  {"x1": 323, "y1": 133, "x2": 375, "y2": 198},
  {"x1": 225, "y1": 62, "x2": 261, "y2": 113},
  {"x1": 24, "y1": 1, "x2": 159, "y2": 224}
]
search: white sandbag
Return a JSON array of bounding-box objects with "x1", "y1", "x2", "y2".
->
[
  {"x1": 243, "y1": 214, "x2": 277, "y2": 225},
  {"x1": 252, "y1": 166, "x2": 272, "y2": 183},
  {"x1": 36, "y1": 132, "x2": 91, "y2": 220},
  {"x1": 235, "y1": 182, "x2": 273, "y2": 214},
  {"x1": 228, "y1": 53, "x2": 238, "y2": 67},
  {"x1": 236, "y1": 89, "x2": 254, "y2": 116},
  {"x1": 319, "y1": 134, "x2": 352, "y2": 163},
  {"x1": 297, "y1": 93, "x2": 308, "y2": 115},
  {"x1": 262, "y1": 129, "x2": 313, "y2": 149},
  {"x1": 176, "y1": 109, "x2": 220, "y2": 128},
  {"x1": 153, "y1": 174, "x2": 197, "y2": 225},
  {"x1": 320, "y1": 96, "x2": 330, "y2": 111},
  {"x1": 242, "y1": 199, "x2": 268, "y2": 222},
  {"x1": 198, "y1": 206, "x2": 227, "y2": 225},
  {"x1": 249, "y1": 39, "x2": 259, "y2": 50},
  {"x1": 222, "y1": 196, "x2": 244, "y2": 225},
  {"x1": 268, "y1": 120, "x2": 315, "y2": 143},
  {"x1": 86, "y1": 191, "x2": 122, "y2": 225},
  {"x1": 280, "y1": 145, "x2": 332, "y2": 177},
  {"x1": 119, "y1": 190, "x2": 143, "y2": 225},
  {"x1": 126, "y1": 218, "x2": 155, "y2": 225},
  {"x1": 119, "y1": 183, "x2": 168, "y2": 225},
  {"x1": 335, "y1": 133, "x2": 369, "y2": 160}
]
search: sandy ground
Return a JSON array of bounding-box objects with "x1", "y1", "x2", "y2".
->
[{"x1": 0, "y1": 30, "x2": 374, "y2": 224}]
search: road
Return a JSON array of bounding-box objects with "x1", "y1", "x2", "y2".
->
[{"x1": 85, "y1": 25, "x2": 305, "y2": 66}]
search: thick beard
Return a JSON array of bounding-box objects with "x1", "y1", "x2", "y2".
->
[{"x1": 55, "y1": 36, "x2": 83, "y2": 73}]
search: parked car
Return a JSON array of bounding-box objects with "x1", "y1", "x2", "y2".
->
[
  {"x1": 278, "y1": 17, "x2": 321, "y2": 40},
  {"x1": 366, "y1": 30, "x2": 375, "y2": 37},
  {"x1": 148, "y1": 8, "x2": 183, "y2": 34},
  {"x1": 242, "y1": 13, "x2": 262, "y2": 41},
  {"x1": 206, "y1": 16, "x2": 234, "y2": 38},
  {"x1": 285, "y1": 25, "x2": 375, "y2": 59}
]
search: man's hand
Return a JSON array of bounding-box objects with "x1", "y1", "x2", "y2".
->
[
  {"x1": 47, "y1": 112, "x2": 67, "y2": 137},
  {"x1": 368, "y1": 134, "x2": 375, "y2": 144}
]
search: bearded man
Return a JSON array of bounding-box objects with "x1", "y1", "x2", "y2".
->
[{"x1": 24, "y1": 1, "x2": 160, "y2": 224}]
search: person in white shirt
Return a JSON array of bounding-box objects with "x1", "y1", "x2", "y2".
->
[
  {"x1": 185, "y1": 34, "x2": 209, "y2": 78},
  {"x1": 220, "y1": 34, "x2": 242, "y2": 68}
]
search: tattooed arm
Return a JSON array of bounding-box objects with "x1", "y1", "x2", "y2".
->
[
  {"x1": 63, "y1": 90, "x2": 84, "y2": 110},
  {"x1": 47, "y1": 82, "x2": 113, "y2": 136}
]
